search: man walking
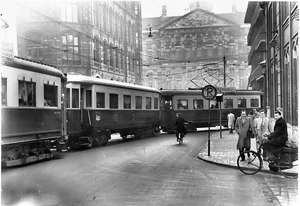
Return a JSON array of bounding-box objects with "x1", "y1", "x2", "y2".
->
[{"x1": 227, "y1": 111, "x2": 235, "y2": 134}]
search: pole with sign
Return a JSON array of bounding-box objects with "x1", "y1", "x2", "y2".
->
[
  {"x1": 202, "y1": 85, "x2": 217, "y2": 156},
  {"x1": 216, "y1": 93, "x2": 223, "y2": 139}
]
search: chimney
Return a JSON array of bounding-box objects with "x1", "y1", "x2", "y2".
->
[{"x1": 162, "y1": 5, "x2": 167, "y2": 17}]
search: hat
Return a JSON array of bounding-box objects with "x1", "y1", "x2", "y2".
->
[{"x1": 274, "y1": 110, "x2": 281, "y2": 115}]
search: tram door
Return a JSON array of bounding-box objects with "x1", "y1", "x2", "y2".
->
[{"x1": 161, "y1": 95, "x2": 175, "y2": 132}]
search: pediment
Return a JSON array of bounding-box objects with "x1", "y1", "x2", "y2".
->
[{"x1": 162, "y1": 9, "x2": 237, "y2": 29}]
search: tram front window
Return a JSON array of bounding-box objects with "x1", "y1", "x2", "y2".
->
[
  {"x1": 44, "y1": 85, "x2": 58, "y2": 107},
  {"x1": 19, "y1": 81, "x2": 36, "y2": 107},
  {"x1": 72, "y1": 89, "x2": 79, "y2": 108}
]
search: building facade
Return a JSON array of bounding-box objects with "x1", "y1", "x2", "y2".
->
[
  {"x1": 15, "y1": 1, "x2": 143, "y2": 84},
  {"x1": 245, "y1": 2, "x2": 298, "y2": 126},
  {"x1": 142, "y1": 3, "x2": 251, "y2": 90}
]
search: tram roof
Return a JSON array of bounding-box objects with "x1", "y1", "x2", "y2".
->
[
  {"x1": 160, "y1": 89, "x2": 263, "y2": 96},
  {"x1": 2, "y1": 56, "x2": 65, "y2": 78},
  {"x1": 67, "y1": 74, "x2": 161, "y2": 93}
]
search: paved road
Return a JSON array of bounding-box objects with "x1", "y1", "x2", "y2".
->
[{"x1": 1, "y1": 132, "x2": 298, "y2": 206}]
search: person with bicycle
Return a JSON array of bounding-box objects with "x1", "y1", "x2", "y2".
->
[
  {"x1": 175, "y1": 113, "x2": 188, "y2": 142},
  {"x1": 253, "y1": 109, "x2": 272, "y2": 160},
  {"x1": 262, "y1": 109, "x2": 288, "y2": 160},
  {"x1": 235, "y1": 110, "x2": 254, "y2": 162}
]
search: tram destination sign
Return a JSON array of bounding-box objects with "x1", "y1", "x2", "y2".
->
[{"x1": 202, "y1": 85, "x2": 217, "y2": 100}]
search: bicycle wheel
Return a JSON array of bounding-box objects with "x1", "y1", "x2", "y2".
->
[{"x1": 237, "y1": 150, "x2": 262, "y2": 175}]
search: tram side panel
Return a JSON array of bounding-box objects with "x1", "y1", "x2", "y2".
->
[
  {"x1": 1, "y1": 59, "x2": 66, "y2": 167},
  {"x1": 81, "y1": 109, "x2": 160, "y2": 139},
  {"x1": 160, "y1": 90, "x2": 263, "y2": 133}
]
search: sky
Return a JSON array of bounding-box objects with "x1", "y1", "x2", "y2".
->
[{"x1": 141, "y1": 0, "x2": 249, "y2": 18}]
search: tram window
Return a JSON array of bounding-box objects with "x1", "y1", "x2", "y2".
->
[
  {"x1": 86, "y1": 90, "x2": 92, "y2": 107},
  {"x1": 135, "y1": 96, "x2": 142, "y2": 109},
  {"x1": 238, "y1": 98, "x2": 247, "y2": 108},
  {"x1": 44, "y1": 85, "x2": 58, "y2": 107},
  {"x1": 18, "y1": 81, "x2": 36, "y2": 107},
  {"x1": 154, "y1": 97, "x2": 159, "y2": 109},
  {"x1": 146, "y1": 97, "x2": 151, "y2": 109},
  {"x1": 210, "y1": 100, "x2": 217, "y2": 108},
  {"x1": 123, "y1": 95, "x2": 131, "y2": 109},
  {"x1": 66, "y1": 88, "x2": 70, "y2": 108},
  {"x1": 193, "y1": 99, "x2": 203, "y2": 109},
  {"x1": 2, "y1": 78, "x2": 7, "y2": 106},
  {"x1": 163, "y1": 100, "x2": 172, "y2": 110},
  {"x1": 224, "y1": 98, "x2": 233, "y2": 108},
  {"x1": 72, "y1": 88, "x2": 79, "y2": 108},
  {"x1": 96, "y1": 92, "x2": 105, "y2": 108},
  {"x1": 178, "y1": 99, "x2": 188, "y2": 109},
  {"x1": 250, "y1": 98, "x2": 259, "y2": 107},
  {"x1": 110, "y1": 93, "x2": 118, "y2": 109}
]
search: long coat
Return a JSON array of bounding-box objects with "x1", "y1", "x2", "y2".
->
[
  {"x1": 235, "y1": 116, "x2": 252, "y2": 151},
  {"x1": 227, "y1": 113, "x2": 235, "y2": 129},
  {"x1": 263, "y1": 117, "x2": 288, "y2": 156}
]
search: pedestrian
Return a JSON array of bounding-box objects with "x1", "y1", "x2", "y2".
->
[
  {"x1": 253, "y1": 109, "x2": 271, "y2": 159},
  {"x1": 235, "y1": 110, "x2": 254, "y2": 161},
  {"x1": 262, "y1": 109, "x2": 288, "y2": 160},
  {"x1": 227, "y1": 111, "x2": 235, "y2": 134}
]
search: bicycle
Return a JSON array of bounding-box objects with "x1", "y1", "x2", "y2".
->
[{"x1": 237, "y1": 142, "x2": 298, "y2": 178}]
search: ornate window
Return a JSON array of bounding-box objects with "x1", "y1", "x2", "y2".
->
[
  {"x1": 93, "y1": 37, "x2": 100, "y2": 63},
  {"x1": 61, "y1": 1, "x2": 78, "y2": 22},
  {"x1": 25, "y1": 32, "x2": 43, "y2": 61},
  {"x1": 62, "y1": 34, "x2": 80, "y2": 65}
]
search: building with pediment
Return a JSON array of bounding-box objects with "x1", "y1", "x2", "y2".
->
[{"x1": 142, "y1": 3, "x2": 251, "y2": 90}]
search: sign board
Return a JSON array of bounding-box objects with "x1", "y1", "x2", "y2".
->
[
  {"x1": 216, "y1": 87, "x2": 236, "y2": 93},
  {"x1": 202, "y1": 85, "x2": 217, "y2": 100}
]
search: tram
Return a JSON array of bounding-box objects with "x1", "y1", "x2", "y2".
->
[
  {"x1": 160, "y1": 89, "x2": 263, "y2": 133},
  {"x1": 66, "y1": 74, "x2": 161, "y2": 149},
  {"x1": 1, "y1": 56, "x2": 67, "y2": 167}
]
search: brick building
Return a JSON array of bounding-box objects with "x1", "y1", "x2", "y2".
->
[
  {"x1": 245, "y1": 2, "x2": 298, "y2": 126},
  {"x1": 142, "y1": 2, "x2": 251, "y2": 90},
  {"x1": 15, "y1": 1, "x2": 143, "y2": 84}
]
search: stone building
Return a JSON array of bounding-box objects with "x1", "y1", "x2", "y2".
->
[
  {"x1": 142, "y1": 2, "x2": 251, "y2": 90},
  {"x1": 245, "y1": 2, "x2": 298, "y2": 126},
  {"x1": 15, "y1": 1, "x2": 143, "y2": 84}
]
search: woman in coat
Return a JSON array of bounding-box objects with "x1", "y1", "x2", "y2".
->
[{"x1": 235, "y1": 110, "x2": 254, "y2": 161}]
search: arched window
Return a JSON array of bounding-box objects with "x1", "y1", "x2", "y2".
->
[
  {"x1": 115, "y1": 12, "x2": 119, "y2": 38},
  {"x1": 62, "y1": 33, "x2": 80, "y2": 65},
  {"x1": 93, "y1": 37, "x2": 100, "y2": 63},
  {"x1": 103, "y1": 4, "x2": 108, "y2": 32},
  {"x1": 115, "y1": 49, "x2": 120, "y2": 69},
  {"x1": 120, "y1": 16, "x2": 125, "y2": 42},
  {"x1": 127, "y1": 21, "x2": 131, "y2": 44},
  {"x1": 25, "y1": 32, "x2": 43, "y2": 61},
  {"x1": 110, "y1": 44, "x2": 114, "y2": 67},
  {"x1": 109, "y1": 7, "x2": 113, "y2": 34},
  {"x1": 103, "y1": 41, "x2": 109, "y2": 65}
]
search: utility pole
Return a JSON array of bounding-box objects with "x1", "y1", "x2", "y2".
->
[{"x1": 223, "y1": 55, "x2": 226, "y2": 87}]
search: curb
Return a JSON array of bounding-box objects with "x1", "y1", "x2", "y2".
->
[{"x1": 197, "y1": 153, "x2": 298, "y2": 177}]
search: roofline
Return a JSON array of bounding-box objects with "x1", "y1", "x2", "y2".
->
[{"x1": 67, "y1": 74, "x2": 161, "y2": 93}]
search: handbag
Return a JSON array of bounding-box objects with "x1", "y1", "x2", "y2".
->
[{"x1": 247, "y1": 129, "x2": 255, "y2": 139}]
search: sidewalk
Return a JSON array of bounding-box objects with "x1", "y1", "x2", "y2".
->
[{"x1": 198, "y1": 131, "x2": 298, "y2": 176}]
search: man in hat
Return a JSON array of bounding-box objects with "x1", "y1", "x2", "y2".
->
[{"x1": 262, "y1": 109, "x2": 288, "y2": 159}]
